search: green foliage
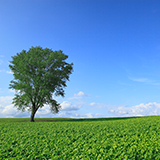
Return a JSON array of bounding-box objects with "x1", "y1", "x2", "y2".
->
[
  {"x1": 8, "y1": 46, "x2": 73, "y2": 121},
  {"x1": 1, "y1": 116, "x2": 160, "y2": 159}
]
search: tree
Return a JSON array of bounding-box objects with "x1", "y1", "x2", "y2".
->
[{"x1": 9, "y1": 46, "x2": 73, "y2": 122}]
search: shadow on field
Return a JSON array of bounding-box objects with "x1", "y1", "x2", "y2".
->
[
  {"x1": 34, "y1": 116, "x2": 143, "y2": 122},
  {"x1": 32, "y1": 115, "x2": 159, "y2": 122},
  {"x1": 0, "y1": 115, "x2": 158, "y2": 123}
]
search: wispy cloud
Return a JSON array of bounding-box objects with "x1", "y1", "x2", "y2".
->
[
  {"x1": 129, "y1": 76, "x2": 160, "y2": 85},
  {"x1": 129, "y1": 77, "x2": 152, "y2": 83},
  {"x1": 0, "y1": 55, "x2": 4, "y2": 57}
]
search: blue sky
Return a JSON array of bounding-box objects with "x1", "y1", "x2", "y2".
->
[{"x1": 1, "y1": 0, "x2": 160, "y2": 118}]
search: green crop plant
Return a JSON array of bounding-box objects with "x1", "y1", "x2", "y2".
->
[{"x1": 0, "y1": 116, "x2": 160, "y2": 159}]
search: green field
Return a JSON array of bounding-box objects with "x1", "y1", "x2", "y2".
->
[{"x1": 1, "y1": 116, "x2": 160, "y2": 159}]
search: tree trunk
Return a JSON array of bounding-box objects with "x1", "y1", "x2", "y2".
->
[
  {"x1": 30, "y1": 104, "x2": 38, "y2": 122},
  {"x1": 30, "y1": 110, "x2": 36, "y2": 122}
]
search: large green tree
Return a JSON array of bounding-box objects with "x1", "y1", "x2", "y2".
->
[{"x1": 9, "y1": 46, "x2": 73, "y2": 122}]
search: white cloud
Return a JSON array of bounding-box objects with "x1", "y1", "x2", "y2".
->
[
  {"x1": 57, "y1": 111, "x2": 73, "y2": 117},
  {"x1": 95, "y1": 113, "x2": 106, "y2": 117},
  {"x1": 89, "y1": 101, "x2": 160, "y2": 117},
  {"x1": 36, "y1": 104, "x2": 50, "y2": 115},
  {"x1": 90, "y1": 102, "x2": 96, "y2": 106},
  {"x1": 57, "y1": 111, "x2": 109, "y2": 118},
  {"x1": 0, "y1": 95, "x2": 82, "y2": 118},
  {"x1": 60, "y1": 101, "x2": 81, "y2": 111},
  {"x1": 57, "y1": 111, "x2": 93, "y2": 118},
  {"x1": 69, "y1": 91, "x2": 90, "y2": 99},
  {"x1": 0, "y1": 69, "x2": 13, "y2": 74},
  {"x1": 2, "y1": 104, "x2": 17, "y2": 116},
  {"x1": 1, "y1": 94, "x2": 160, "y2": 119},
  {"x1": 7, "y1": 70, "x2": 13, "y2": 74},
  {"x1": 109, "y1": 102, "x2": 160, "y2": 116},
  {"x1": 0, "y1": 96, "x2": 14, "y2": 117},
  {"x1": 9, "y1": 89, "x2": 23, "y2": 94},
  {"x1": 9, "y1": 89, "x2": 16, "y2": 93},
  {"x1": 74, "y1": 113, "x2": 93, "y2": 118},
  {"x1": 89, "y1": 102, "x2": 113, "y2": 109},
  {"x1": 0, "y1": 96, "x2": 29, "y2": 118},
  {"x1": 110, "y1": 110, "x2": 114, "y2": 113},
  {"x1": 0, "y1": 96, "x2": 13, "y2": 105},
  {"x1": 76, "y1": 91, "x2": 85, "y2": 96}
]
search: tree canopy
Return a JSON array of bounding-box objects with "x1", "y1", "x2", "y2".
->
[{"x1": 9, "y1": 46, "x2": 73, "y2": 122}]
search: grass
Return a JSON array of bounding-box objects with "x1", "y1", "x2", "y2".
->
[{"x1": 1, "y1": 116, "x2": 160, "y2": 159}]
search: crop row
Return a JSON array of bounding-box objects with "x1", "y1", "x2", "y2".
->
[{"x1": 1, "y1": 116, "x2": 160, "y2": 159}]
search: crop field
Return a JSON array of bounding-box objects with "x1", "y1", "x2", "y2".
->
[{"x1": 1, "y1": 116, "x2": 160, "y2": 159}]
